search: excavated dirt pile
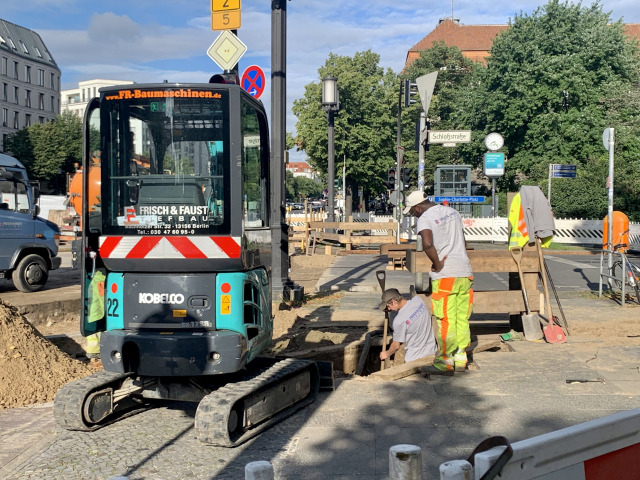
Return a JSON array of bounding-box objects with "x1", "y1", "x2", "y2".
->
[{"x1": 0, "y1": 300, "x2": 93, "y2": 409}]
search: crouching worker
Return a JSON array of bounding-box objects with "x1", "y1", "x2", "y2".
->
[{"x1": 379, "y1": 288, "x2": 437, "y2": 364}]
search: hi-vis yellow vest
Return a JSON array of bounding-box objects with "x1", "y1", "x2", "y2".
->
[
  {"x1": 509, "y1": 193, "x2": 553, "y2": 249},
  {"x1": 508, "y1": 193, "x2": 528, "y2": 249}
]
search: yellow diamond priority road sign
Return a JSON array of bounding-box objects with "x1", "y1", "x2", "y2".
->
[{"x1": 207, "y1": 30, "x2": 247, "y2": 71}]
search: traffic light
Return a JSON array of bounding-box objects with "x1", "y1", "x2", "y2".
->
[
  {"x1": 209, "y1": 73, "x2": 239, "y2": 84},
  {"x1": 403, "y1": 78, "x2": 418, "y2": 108},
  {"x1": 401, "y1": 168, "x2": 412, "y2": 190},
  {"x1": 387, "y1": 168, "x2": 396, "y2": 190}
]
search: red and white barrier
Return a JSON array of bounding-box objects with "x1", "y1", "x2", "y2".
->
[{"x1": 442, "y1": 408, "x2": 640, "y2": 480}]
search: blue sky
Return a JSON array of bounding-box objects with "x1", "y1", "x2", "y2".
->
[{"x1": 4, "y1": 0, "x2": 640, "y2": 159}]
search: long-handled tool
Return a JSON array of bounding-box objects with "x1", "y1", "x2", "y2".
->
[
  {"x1": 536, "y1": 238, "x2": 566, "y2": 344},
  {"x1": 510, "y1": 247, "x2": 543, "y2": 340},
  {"x1": 544, "y1": 260, "x2": 571, "y2": 335},
  {"x1": 376, "y1": 270, "x2": 390, "y2": 370}
]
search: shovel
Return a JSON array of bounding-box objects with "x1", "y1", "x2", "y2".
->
[
  {"x1": 510, "y1": 247, "x2": 543, "y2": 341},
  {"x1": 536, "y1": 238, "x2": 566, "y2": 344},
  {"x1": 376, "y1": 270, "x2": 390, "y2": 370}
]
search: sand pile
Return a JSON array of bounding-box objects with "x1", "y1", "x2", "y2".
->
[{"x1": 0, "y1": 300, "x2": 93, "y2": 409}]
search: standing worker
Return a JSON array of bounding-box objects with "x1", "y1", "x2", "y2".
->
[
  {"x1": 403, "y1": 191, "x2": 473, "y2": 376},
  {"x1": 379, "y1": 288, "x2": 437, "y2": 363}
]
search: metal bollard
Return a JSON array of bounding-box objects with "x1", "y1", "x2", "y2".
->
[
  {"x1": 440, "y1": 460, "x2": 473, "y2": 479},
  {"x1": 245, "y1": 460, "x2": 274, "y2": 480},
  {"x1": 389, "y1": 444, "x2": 422, "y2": 480}
]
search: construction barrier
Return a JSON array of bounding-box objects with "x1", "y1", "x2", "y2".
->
[
  {"x1": 287, "y1": 213, "x2": 640, "y2": 250},
  {"x1": 442, "y1": 408, "x2": 640, "y2": 479}
]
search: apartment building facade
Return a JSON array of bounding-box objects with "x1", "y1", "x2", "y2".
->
[
  {"x1": 61, "y1": 78, "x2": 134, "y2": 117},
  {"x1": 0, "y1": 18, "x2": 60, "y2": 152}
]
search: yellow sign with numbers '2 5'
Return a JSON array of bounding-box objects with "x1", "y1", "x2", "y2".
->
[{"x1": 211, "y1": 0, "x2": 241, "y2": 31}]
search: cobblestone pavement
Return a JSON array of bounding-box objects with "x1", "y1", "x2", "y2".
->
[{"x1": 3, "y1": 400, "x2": 306, "y2": 480}]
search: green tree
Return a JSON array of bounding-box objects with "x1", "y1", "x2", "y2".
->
[
  {"x1": 403, "y1": 41, "x2": 481, "y2": 191},
  {"x1": 3, "y1": 129, "x2": 35, "y2": 176},
  {"x1": 292, "y1": 50, "x2": 397, "y2": 197},
  {"x1": 295, "y1": 175, "x2": 324, "y2": 200},
  {"x1": 462, "y1": 0, "x2": 640, "y2": 219},
  {"x1": 5, "y1": 110, "x2": 83, "y2": 182}
]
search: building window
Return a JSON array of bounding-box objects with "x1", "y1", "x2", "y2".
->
[
  {"x1": 50, "y1": 95, "x2": 55, "y2": 113},
  {"x1": 39, "y1": 93, "x2": 44, "y2": 110},
  {"x1": 34, "y1": 46, "x2": 42, "y2": 58},
  {"x1": 24, "y1": 65, "x2": 31, "y2": 83},
  {"x1": 8, "y1": 37, "x2": 17, "y2": 50},
  {"x1": 2, "y1": 83, "x2": 6, "y2": 101},
  {"x1": 38, "y1": 69, "x2": 44, "y2": 86},
  {"x1": 25, "y1": 114, "x2": 31, "y2": 127},
  {"x1": 13, "y1": 86, "x2": 19, "y2": 104},
  {"x1": 2, "y1": 108, "x2": 7, "y2": 127},
  {"x1": 20, "y1": 41, "x2": 29, "y2": 54},
  {"x1": 1, "y1": 57, "x2": 6, "y2": 76},
  {"x1": 25, "y1": 90, "x2": 31, "y2": 108},
  {"x1": 39, "y1": 116, "x2": 45, "y2": 124},
  {"x1": 13, "y1": 111, "x2": 19, "y2": 129},
  {"x1": 13, "y1": 61, "x2": 19, "y2": 80},
  {"x1": 50, "y1": 73, "x2": 55, "y2": 89}
]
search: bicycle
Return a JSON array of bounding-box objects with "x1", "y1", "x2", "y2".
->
[{"x1": 610, "y1": 245, "x2": 640, "y2": 304}]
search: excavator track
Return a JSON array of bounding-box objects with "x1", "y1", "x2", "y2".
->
[
  {"x1": 195, "y1": 358, "x2": 320, "y2": 447},
  {"x1": 54, "y1": 370, "x2": 151, "y2": 431}
]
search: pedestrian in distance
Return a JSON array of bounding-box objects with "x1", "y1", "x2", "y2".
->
[
  {"x1": 379, "y1": 288, "x2": 437, "y2": 364},
  {"x1": 403, "y1": 191, "x2": 473, "y2": 377}
]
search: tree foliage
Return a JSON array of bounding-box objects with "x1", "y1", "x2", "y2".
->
[
  {"x1": 402, "y1": 41, "x2": 481, "y2": 191},
  {"x1": 292, "y1": 51, "x2": 397, "y2": 197},
  {"x1": 459, "y1": 0, "x2": 640, "y2": 218},
  {"x1": 285, "y1": 170, "x2": 324, "y2": 201},
  {"x1": 5, "y1": 110, "x2": 83, "y2": 183}
]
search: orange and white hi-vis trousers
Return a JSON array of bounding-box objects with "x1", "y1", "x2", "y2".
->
[{"x1": 430, "y1": 277, "x2": 474, "y2": 371}]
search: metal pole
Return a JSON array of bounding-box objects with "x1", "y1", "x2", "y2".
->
[
  {"x1": 395, "y1": 81, "x2": 402, "y2": 243},
  {"x1": 418, "y1": 112, "x2": 426, "y2": 192},
  {"x1": 342, "y1": 154, "x2": 346, "y2": 217},
  {"x1": 270, "y1": 0, "x2": 289, "y2": 298},
  {"x1": 548, "y1": 164, "x2": 552, "y2": 205},
  {"x1": 327, "y1": 110, "x2": 335, "y2": 224},
  {"x1": 607, "y1": 128, "x2": 615, "y2": 271},
  {"x1": 492, "y1": 178, "x2": 496, "y2": 217}
]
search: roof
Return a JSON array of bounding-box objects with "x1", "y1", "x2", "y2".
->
[
  {"x1": 624, "y1": 23, "x2": 640, "y2": 39},
  {"x1": 0, "y1": 152, "x2": 25, "y2": 170},
  {"x1": 0, "y1": 18, "x2": 58, "y2": 68},
  {"x1": 404, "y1": 19, "x2": 508, "y2": 70},
  {"x1": 405, "y1": 19, "x2": 640, "y2": 71}
]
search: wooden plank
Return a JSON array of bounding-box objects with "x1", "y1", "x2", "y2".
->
[
  {"x1": 380, "y1": 243, "x2": 417, "y2": 255},
  {"x1": 307, "y1": 221, "x2": 396, "y2": 231},
  {"x1": 369, "y1": 334, "x2": 502, "y2": 381},
  {"x1": 474, "y1": 290, "x2": 540, "y2": 313},
  {"x1": 407, "y1": 249, "x2": 540, "y2": 273},
  {"x1": 347, "y1": 235, "x2": 396, "y2": 245}
]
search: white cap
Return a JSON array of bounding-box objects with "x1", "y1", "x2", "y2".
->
[{"x1": 403, "y1": 191, "x2": 428, "y2": 214}]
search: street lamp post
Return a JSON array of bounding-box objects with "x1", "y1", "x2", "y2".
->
[{"x1": 322, "y1": 75, "x2": 339, "y2": 223}]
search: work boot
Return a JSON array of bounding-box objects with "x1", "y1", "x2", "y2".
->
[{"x1": 422, "y1": 365, "x2": 454, "y2": 377}]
